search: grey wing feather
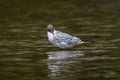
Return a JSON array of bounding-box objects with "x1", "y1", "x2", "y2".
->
[{"x1": 55, "y1": 31, "x2": 81, "y2": 44}]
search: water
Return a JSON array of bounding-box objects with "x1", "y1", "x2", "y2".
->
[{"x1": 0, "y1": 0, "x2": 120, "y2": 80}]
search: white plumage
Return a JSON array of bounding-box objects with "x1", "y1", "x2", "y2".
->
[{"x1": 47, "y1": 24, "x2": 84, "y2": 49}]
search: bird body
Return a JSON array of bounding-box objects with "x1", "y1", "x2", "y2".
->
[{"x1": 47, "y1": 24, "x2": 84, "y2": 49}]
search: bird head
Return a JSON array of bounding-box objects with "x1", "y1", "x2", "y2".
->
[{"x1": 47, "y1": 24, "x2": 55, "y2": 35}]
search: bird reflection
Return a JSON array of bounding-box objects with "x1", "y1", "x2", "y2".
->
[
  {"x1": 47, "y1": 51, "x2": 84, "y2": 60},
  {"x1": 47, "y1": 51, "x2": 84, "y2": 78}
]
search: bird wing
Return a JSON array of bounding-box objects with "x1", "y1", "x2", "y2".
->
[{"x1": 55, "y1": 31, "x2": 81, "y2": 44}]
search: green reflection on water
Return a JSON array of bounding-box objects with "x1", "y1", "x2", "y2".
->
[{"x1": 0, "y1": 0, "x2": 120, "y2": 80}]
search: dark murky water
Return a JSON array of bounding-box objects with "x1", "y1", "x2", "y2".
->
[{"x1": 0, "y1": 0, "x2": 120, "y2": 80}]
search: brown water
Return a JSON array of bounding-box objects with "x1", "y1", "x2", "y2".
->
[{"x1": 0, "y1": 0, "x2": 120, "y2": 80}]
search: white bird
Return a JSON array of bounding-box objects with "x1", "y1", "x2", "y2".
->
[{"x1": 47, "y1": 24, "x2": 85, "y2": 49}]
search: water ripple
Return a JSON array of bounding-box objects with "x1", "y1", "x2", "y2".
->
[{"x1": 47, "y1": 51, "x2": 84, "y2": 60}]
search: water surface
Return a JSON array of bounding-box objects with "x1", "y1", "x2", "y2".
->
[{"x1": 0, "y1": 0, "x2": 120, "y2": 80}]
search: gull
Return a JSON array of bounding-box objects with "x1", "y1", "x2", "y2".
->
[{"x1": 47, "y1": 24, "x2": 85, "y2": 49}]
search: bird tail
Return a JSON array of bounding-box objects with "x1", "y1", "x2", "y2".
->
[
  {"x1": 78, "y1": 40, "x2": 86, "y2": 44},
  {"x1": 81, "y1": 41, "x2": 86, "y2": 43},
  {"x1": 80, "y1": 37, "x2": 95, "y2": 44}
]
